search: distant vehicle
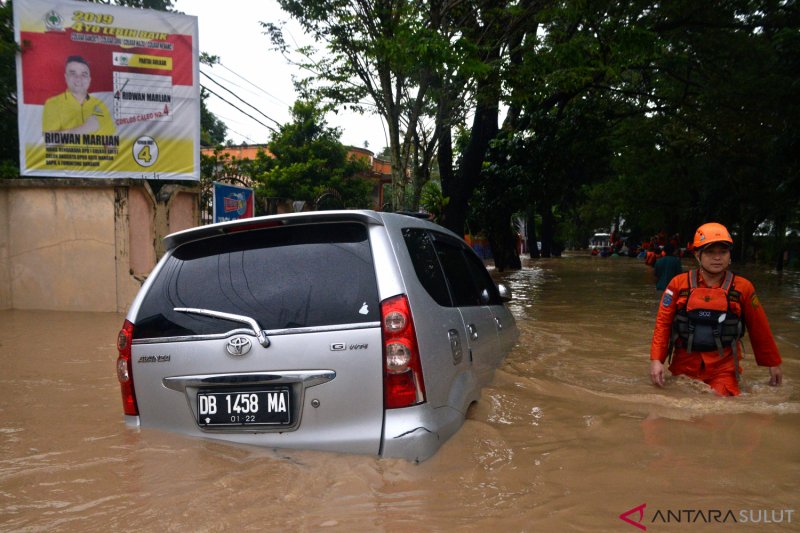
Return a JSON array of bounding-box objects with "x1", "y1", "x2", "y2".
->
[
  {"x1": 116, "y1": 210, "x2": 518, "y2": 462},
  {"x1": 589, "y1": 232, "x2": 611, "y2": 250}
]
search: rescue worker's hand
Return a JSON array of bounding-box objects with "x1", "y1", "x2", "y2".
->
[
  {"x1": 650, "y1": 360, "x2": 666, "y2": 387},
  {"x1": 769, "y1": 366, "x2": 783, "y2": 386}
]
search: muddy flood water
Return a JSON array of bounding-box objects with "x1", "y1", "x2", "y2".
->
[{"x1": 1, "y1": 254, "x2": 798, "y2": 532}]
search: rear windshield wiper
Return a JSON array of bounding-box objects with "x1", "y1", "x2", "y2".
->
[{"x1": 174, "y1": 307, "x2": 270, "y2": 347}]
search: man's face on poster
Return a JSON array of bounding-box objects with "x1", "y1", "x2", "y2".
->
[{"x1": 65, "y1": 61, "x2": 91, "y2": 99}]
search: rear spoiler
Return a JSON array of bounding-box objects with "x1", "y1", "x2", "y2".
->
[{"x1": 163, "y1": 210, "x2": 385, "y2": 252}]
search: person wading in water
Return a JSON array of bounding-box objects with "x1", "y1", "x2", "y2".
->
[{"x1": 649, "y1": 222, "x2": 783, "y2": 395}]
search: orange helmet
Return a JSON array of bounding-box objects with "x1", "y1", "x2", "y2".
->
[{"x1": 693, "y1": 222, "x2": 733, "y2": 249}]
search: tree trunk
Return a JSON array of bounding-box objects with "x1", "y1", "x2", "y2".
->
[
  {"x1": 774, "y1": 215, "x2": 786, "y2": 272},
  {"x1": 539, "y1": 202, "x2": 556, "y2": 258},
  {"x1": 737, "y1": 217, "x2": 758, "y2": 265},
  {"x1": 526, "y1": 208, "x2": 540, "y2": 258},
  {"x1": 441, "y1": 75, "x2": 500, "y2": 235},
  {"x1": 436, "y1": 89, "x2": 455, "y2": 225},
  {"x1": 384, "y1": 103, "x2": 404, "y2": 212},
  {"x1": 486, "y1": 212, "x2": 522, "y2": 271}
]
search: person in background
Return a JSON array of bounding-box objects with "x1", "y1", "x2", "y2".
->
[
  {"x1": 644, "y1": 236, "x2": 663, "y2": 266},
  {"x1": 653, "y1": 242, "x2": 682, "y2": 291},
  {"x1": 649, "y1": 222, "x2": 783, "y2": 396},
  {"x1": 42, "y1": 55, "x2": 115, "y2": 136}
]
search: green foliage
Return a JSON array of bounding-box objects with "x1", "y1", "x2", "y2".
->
[
  {"x1": 0, "y1": 1, "x2": 19, "y2": 175},
  {"x1": 266, "y1": 0, "x2": 454, "y2": 211},
  {"x1": 197, "y1": 54, "x2": 227, "y2": 146},
  {"x1": 419, "y1": 179, "x2": 448, "y2": 222},
  {"x1": 256, "y1": 99, "x2": 372, "y2": 209},
  {"x1": 478, "y1": 0, "x2": 799, "y2": 260},
  {"x1": 200, "y1": 88, "x2": 227, "y2": 146}
]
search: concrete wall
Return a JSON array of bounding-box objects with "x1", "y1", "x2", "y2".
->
[
  {"x1": 0, "y1": 179, "x2": 199, "y2": 312},
  {"x1": 0, "y1": 186, "x2": 10, "y2": 308}
]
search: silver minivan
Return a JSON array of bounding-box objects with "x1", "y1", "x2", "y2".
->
[{"x1": 116, "y1": 210, "x2": 517, "y2": 462}]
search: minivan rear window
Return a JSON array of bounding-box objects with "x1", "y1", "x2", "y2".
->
[{"x1": 134, "y1": 222, "x2": 379, "y2": 339}]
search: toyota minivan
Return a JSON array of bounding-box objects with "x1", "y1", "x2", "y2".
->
[{"x1": 116, "y1": 210, "x2": 517, "y2": 462}]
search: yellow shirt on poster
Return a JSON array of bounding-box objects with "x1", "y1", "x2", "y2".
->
[{"x1": 42, "y1": 91, "x2": 115, "y2": 136}]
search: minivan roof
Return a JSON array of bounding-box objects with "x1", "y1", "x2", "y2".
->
[{"x1": 163, "y1": 210, "x2": 447, "y2": 252}]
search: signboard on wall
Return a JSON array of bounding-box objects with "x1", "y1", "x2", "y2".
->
[
  {"x1": 14, "y1": 0, "x2": 200, "y2": 180},
  {"x1": 213, "y1": 182, "x2": 254, "y2": 223}
]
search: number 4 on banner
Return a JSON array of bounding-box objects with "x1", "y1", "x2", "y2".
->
[{"x1": 163, "y1": 104, "x2": 169, "y2": 115}]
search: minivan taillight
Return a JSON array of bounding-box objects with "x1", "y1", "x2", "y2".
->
[
  {"x1": 116, "y1": 320, "x2": 139, "y2": 416},
  {"x1": 381, "y1": 295, "x2": 426, "y2": 408}
]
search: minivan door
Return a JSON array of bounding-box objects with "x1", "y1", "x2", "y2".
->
[{"x1": 430, "y1": 234, "x2": 502, "y2": 387}]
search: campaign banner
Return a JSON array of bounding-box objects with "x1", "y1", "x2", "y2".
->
[
  {"x1": 213, "y1": 182, "x2": 254, "y2": 223},
  {"x1": 14, "y1": 0, "x2": 200, "y2": 180}
]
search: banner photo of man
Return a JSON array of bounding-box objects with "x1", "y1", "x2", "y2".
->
[
  {"x1": 213, "y1": 182, "x2": 254, "y2": 223},
  {"x1": 14, "y1": 0, "x2": 199, "y2": 180}
]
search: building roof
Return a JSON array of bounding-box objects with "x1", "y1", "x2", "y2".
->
[{"x1": 201, "y1": 144, "x2": 391, "y2": 183}]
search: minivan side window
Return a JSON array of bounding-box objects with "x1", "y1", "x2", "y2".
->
[
  {"x1": 433, "y1": 232, "x2": 503, "y2": 307},
  {"x1": 403, "y1": 228, "x2": 501, "y2": 308},
  {"x1": 134, "y1": 222, "x2": 379, "y2": 339},
  {"x1": 402, "y1": 228, "x2": 452, "y2": 307},
  {"x1": 459, "y1": 244, "x2": 503, "y2": 306}
]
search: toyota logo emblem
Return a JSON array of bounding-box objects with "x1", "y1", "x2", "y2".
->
[{"x1": 226, "y1": 336, "x2": 252, "y2": 356}]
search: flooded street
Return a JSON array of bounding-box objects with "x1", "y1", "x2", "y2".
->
[{"x1": 1, "y1": 254, "x2": 798, "y2": 532}]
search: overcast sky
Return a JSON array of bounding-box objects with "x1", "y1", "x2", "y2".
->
[{"x1": 173, "y1": 0, "x2": 388, "y2": 153}]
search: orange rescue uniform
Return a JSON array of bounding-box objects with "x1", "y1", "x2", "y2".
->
[{"x1": 650, "y1": 271, "x2": 782, "y2": 395}]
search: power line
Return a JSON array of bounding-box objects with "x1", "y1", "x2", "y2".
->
[
  {"x1": 200, "y1": 82, "x2": 278, "y2": 134},
  {"x1": 201, "y1": 69, "x2": 284, "y2": 128},
  {"x1": 216, "y1": 122, "x2": 259, "y2": 144},
  {"x1": 217, "y1": 61, "x2": 292, "y2": 108},
  {"x1": 208, "y1": 110, "x2": 260, "y2": 141},
  {"x1": 202, "y1": 70, "x2": 283, "y2": 111}
]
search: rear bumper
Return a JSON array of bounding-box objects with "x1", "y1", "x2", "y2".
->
[{"x1": 381, "y1": 404, "x2": 465, "y2": 462}]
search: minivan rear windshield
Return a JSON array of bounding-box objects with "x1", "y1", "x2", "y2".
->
[{"x1": 134, "y1": 222, "x2": 379, "y2": 339}]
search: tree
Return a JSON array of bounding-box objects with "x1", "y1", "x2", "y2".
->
[
  {"x1": 264, "y1": 0, "x2": 798, "y2": 265},
  {"x1": 587, "y1": 0, "x2": 800, "y2": 263},
  {"x1": 255, "y1": 99, "x2": 372, "y2": 209},
  {"x1": 0, "y1": 1, "x2": 18, "y2": 177},
  {"x1": 200, "y1": 87, "x2": 228, "y2": 146},
  {"x1": 198, "y1": 53, "x2": 228, "y2": 146},
  {"x1": 470, "y1": 0, "x2": 798, "y2": 265},
  {"x1": 264, "y1": 0, "x2": 451, "y2": 211}
]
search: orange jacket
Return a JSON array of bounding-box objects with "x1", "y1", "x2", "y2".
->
[{"x1": 651, "y1": 271, "x2": 782, "y2": 368}]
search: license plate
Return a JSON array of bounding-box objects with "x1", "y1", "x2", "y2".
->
[{"x1": 197, "y1": 389, "x2": 291, "y2": 427}]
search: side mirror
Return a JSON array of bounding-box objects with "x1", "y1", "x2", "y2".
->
[{"x1": 497, "y1": 283, "x2": 512, "y2": 303}]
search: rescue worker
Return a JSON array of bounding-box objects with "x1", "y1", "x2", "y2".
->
[
  {"x1": 650, "y1": 222, "x2": 783, "y2": 395},
  {"x1": 644, "y1": 242, "x2": 658, "y2": 267},
  {"x1": 42, "y1": 55, "x2": 115, "y2": 136},
  {"x1": 654, "y1": 242, "x2": 682, "y2": 291}
]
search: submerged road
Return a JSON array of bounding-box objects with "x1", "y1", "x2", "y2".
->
[{"x1": 1, "y1": 254, "x2": 798, "y2": 531}]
